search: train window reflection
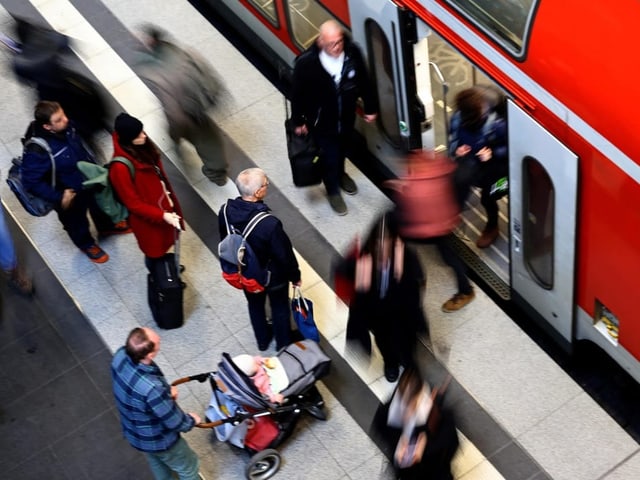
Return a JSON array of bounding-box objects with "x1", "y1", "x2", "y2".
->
[
  {"x1": 523, "y1": 156, "x2": 554, "y2": 289},
  {"x1": 443, "y1": 0, "x2": 537, "y2": 56},
  {"x1": 247, "y1": 0, "x2": 278, "y2": 25},
  {"x1": 366, "y1": 20, "x2": 401, "y2": 147},
  {"x1": 288, "y1": 0, "x2": 335, "y2": 50}
]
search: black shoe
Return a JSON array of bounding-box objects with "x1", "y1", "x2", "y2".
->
[
  {"x1": 384, "y1": 365, "x2": 399, "y2": 382},
  {"x1": 328, "y1": 194, "x2": 347, "y2": 215},
  {"x1": 179, "y1": 264, "x2": 186, "y2": 273},
  {"x1": 340, "y1": 174, "x2": 358, "y2": 195}
]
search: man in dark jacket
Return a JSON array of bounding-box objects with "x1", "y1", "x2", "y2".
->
[
  {"x1": 291, "y1": 20, "x2": 378, "y2": 215},
  {"x1": 218, "y1": 168, "x2": 302, "y2": 351},
  {"x1": 21, "y1": 101, "x2": 129, "y2": 263}
]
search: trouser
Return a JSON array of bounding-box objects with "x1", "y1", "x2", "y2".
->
[
  {"x1": 171, "y1": 116, "x2": 228, "y2": 182},
  {"x1": 244, "y1": 283, "x2": 291, "y2": 350},
  {"x1": 56, "y1": 189, "x2": 114, "y2": 249},
  {"x1": 0, "y1": 202, "x2": 18, "y2": 271},
  {"x1": 454, "y1": 156, "x2": 504, "y2": 229},
  {"x1": 314, "y1": 132, "x2": 351, "y2": 196},
  {"x1": 145, "y1": 436, "x2": 199, "y2": 480}
]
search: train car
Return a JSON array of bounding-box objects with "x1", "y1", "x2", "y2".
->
[{"x1": 207, "y1": 0, "x2": 640, "y2": 383}]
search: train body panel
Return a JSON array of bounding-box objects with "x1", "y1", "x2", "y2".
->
[{"x1": 212, "y1": 0, "x2": 640, "y2": 381}]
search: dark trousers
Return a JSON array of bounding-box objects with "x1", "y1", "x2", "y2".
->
[
  {"x1": 56, "y1": 189, "x2": 113, "y2": 249},
  {"x1": 454, "y1": 156, "x2": 504, "y2": 229},
  {"x1": 314, "y1": 132, "x2": 350, "y2": 196},
  {"x1": 244, "y1": 283, "x2": 291, "y2": 350},
  {"x1": 406, "y1": 236, "x2": 472, "y2": 296}
]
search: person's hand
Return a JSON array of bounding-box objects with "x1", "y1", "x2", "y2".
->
[
  {"x1": 189, "y1": 413, "x2": 202, "y2": 424},
  {"x1": 476, "y1": 146, "x2": 493, "y2": 162},
  {"x1": 163, "y1": 212, "x2": 182, "y2": 230},
  {"x1": 293, "y1": 279, "x2": 302, "y2": 287},
  {"x1": 294, "y1": 124, "x2": 308, "y2": 136},
  {"x1": 170, "y1": 385, "x2": 178, "y2": 400},
  {"x1": 61, "y1": 189, "x2": 76, "y2": 210},
  {"x1": 363, "y1": 113, "x2": 378, "y2": 123},
  {"x1": 455, "y1": 145, "x2": 471, "y2": 157}
]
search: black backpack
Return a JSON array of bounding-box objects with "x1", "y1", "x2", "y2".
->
[{"x1": 218, "y1": 203, "x2": 271, "y2": 293}]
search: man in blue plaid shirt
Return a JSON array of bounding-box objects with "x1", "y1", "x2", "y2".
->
[{"x1": 112, "y1": 327, "x2": 203, "y2": 479}]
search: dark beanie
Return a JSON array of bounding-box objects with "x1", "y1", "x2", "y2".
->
[{"x1": 114, "y1": 113, "x2": 143, "y2": 145}]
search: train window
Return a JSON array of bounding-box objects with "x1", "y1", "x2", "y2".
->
[
  {"x1": 287, "y1": 1, "x2": 336, "y2": 50},
  {"x1": 247, "y1": 0, "x2": 278, "y2": 25},
  {"x1": 366, "y1": 20, "x2": 401, "y2": 147},
  {"x1": 442, "y1": 0, "x2": 538, "y2": 57},
  {"x1": 523, "y1": 156, "x2": 554, "y2": 289}
]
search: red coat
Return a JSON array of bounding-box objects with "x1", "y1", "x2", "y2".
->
[{"x1": 109, "y1": 134, "x2": 184, "y2": 258}]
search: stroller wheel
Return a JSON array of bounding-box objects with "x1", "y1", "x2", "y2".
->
[{"x1": 245, "y1": 448, "x2": 281, "y2": 480}]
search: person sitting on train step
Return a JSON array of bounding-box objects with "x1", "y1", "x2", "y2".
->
[
  {"x1": 291, "y1": 20, "x2": 378, "y2": 216},
  {"x1": 448, "y1": 86, "x2": 508, "y2": 248},
  {"x1": 21, "y1": 101, "x2": 131, "y2": 264}
]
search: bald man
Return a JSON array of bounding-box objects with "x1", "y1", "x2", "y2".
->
[
  {"x1": 291, "y1": 20, "x2": 378, "y2": 215},
  {"x1": 111, "y1": 327, "x2": 203, "y2": 480}
]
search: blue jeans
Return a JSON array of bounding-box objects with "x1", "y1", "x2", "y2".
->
[
  {"x1": 145, "y1": 436, "x2": 199, "y2": 480},
  {"x1": 0, "y1": 202, "x2": 18, "y2": 271}
]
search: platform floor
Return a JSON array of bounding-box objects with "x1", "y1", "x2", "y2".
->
[{"x1": 0, "y1": 0, "x2": 638, "y2": 479}]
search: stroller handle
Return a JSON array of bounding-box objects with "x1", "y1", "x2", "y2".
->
[{"x1": 171, "y1": 372, "x2": 211, "y2": 386}]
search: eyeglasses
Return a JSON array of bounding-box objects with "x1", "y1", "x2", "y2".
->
[
  {"x1": 261, "y1": 179, "x2": 270, "y2": 188},
  {"x1": 326, "y1": 38, "x2": 344, "y2": 49}
]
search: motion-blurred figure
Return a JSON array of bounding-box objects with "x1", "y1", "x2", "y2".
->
[
  {"x1": 10, "y1": 18, "x2": 108, "y2": 153},
  {"x1": 136, "y1": 25, "x2": 229, "y2": 186},
  {"x1": 387, "y1": 150, "x2": 475, "y2": 313},
  {"x1": 340, "y1": 213, "x2": 428, "y2": 382},
  {"x1": 0, "y1": 195, "x2": 33, "y2": 295},
  {"x1": 372, "y1": 367, "x2": 459, "y2": 480}
]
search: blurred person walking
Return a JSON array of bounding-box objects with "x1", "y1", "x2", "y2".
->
[
  {"x1": 340, "y1": 213, "x2": 428, "y2": 382},
  {"x1": 111, "y1": 327, "x2": 203, "y2": 480},
  {"x1": 136, "y1": 25, "x2": 229, "y2": 186},
  {"x1": 0, "y1": 195, "x2": 33, "y2": 294},
  {"x1": 387, "y1": 150, "x2": 475, "y2": 312},
  {"x1": 290, "y1": 20, "x2": 378, "y2": 215}
]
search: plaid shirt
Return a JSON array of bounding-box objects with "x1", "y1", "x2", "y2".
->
[{"x1": 111, "y1": 347, "x2": 195, "y2": 452}]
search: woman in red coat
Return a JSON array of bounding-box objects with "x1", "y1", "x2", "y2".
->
[{"x1": 109, "y1": 113, "x2": 184, "y2": 265}]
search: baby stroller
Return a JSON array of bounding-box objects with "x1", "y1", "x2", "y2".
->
[{"x1": 172, "y1": 340, "x2": 331, "y2": 479}]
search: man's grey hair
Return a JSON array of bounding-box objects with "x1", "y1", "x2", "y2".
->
[{"x1": 235, "y1": 168, "x2": 267, "y2": 197}]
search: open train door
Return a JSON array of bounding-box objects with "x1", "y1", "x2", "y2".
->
[
  {"x1": 508, "y1": 101, "x2": 579, "y2": 347},
  {"x1": 347, "y1": 0, "x2": 422, "y2": 170}
]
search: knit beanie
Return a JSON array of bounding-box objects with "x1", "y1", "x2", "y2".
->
[{"x1": 114, "y1": 113, "x2": 143, "y2": 145}]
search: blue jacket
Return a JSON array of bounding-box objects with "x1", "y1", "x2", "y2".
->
[
  {"x1": 111, "y1": 347, "x2": 195, "y2": 452},
  {"x1": 218, "y1": 198, "x2": 301, "y2": 289},
  {"x1": 21, "y1": 121, "x2": 94, "y2": 206},
  {"x1": 448, "y1": 111, "x2": 507, "y2": 165}
]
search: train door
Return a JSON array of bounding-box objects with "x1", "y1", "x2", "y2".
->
[
  {"x1": 347, "y1": 0, "x2": 422, "y2": 173},
  {"x1": 508, "y1": 101, "x2": 578, "y2": 344}
]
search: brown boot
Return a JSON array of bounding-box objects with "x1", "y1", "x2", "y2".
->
[
  {"x1": 476, "y1": 226, "x2": 499, "y2": 248},
  {"x1": 9, "y1": 267, "x2": 34, "y2": 295}
]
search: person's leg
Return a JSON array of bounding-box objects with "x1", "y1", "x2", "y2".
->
[
  {"x1": 314, "y1": 134, "x2": 347, "y2": 214},
  {"x1": 56, "y1": 194, "x2": 96, "y2": 250},
  {"x1": 268, "y1": 284, "x2": 292, "y2": 350},
  {"x1": 145, "y1": 451, "x2": 175, "y2": 480},
  {"x1": 436, "y1": 236, "x2": 472, "y2": 295},
  {"x1": 244, "y1": 290, "x2": 272, "y2": 350},
  {"x1": 476, "y1": 186, "x2": 499, "y2": 248},
  {"x1": 371, "y1": 315, "x2": 400, "y2": 381},
  {"x1": 338, "y1": 131, "x2": 357, "y2": 194},
  {"x1": 188, "y1": 118, "x2": 228, "y2": 185},
  {"x1": 149, "y1": 437, "x2": 200, "y2": 480}
]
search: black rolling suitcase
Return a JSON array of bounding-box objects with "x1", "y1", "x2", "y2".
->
[
  {"x1": 147, "y1": 234, "x2": 183, "y2": 329},
  {"x1": 284, "y1": 99, "x2": 322, "y2": 187}
]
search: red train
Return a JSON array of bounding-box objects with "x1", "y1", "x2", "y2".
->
[{"x1": 211, "y1": 0, "x2": 640, "y2": 382}]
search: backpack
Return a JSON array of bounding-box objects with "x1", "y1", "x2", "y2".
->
[
  {"x1": 77, "y1": 156, "x2": 134, "y2": 224},
  {"x1": 218, "y1": 203, "x2": 271, "y2": 293},
  {"x1": 6, "y1": 137, "x2": 61, "y2": 217}
]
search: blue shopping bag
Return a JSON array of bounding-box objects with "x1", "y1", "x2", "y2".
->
[{"x1": 291, "y1": 286, "x2": 320, "y2": 342}]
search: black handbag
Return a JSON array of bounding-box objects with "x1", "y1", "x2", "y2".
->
[{"x1": 284, "y1": 118, "x2": 322, "y2": 187}]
